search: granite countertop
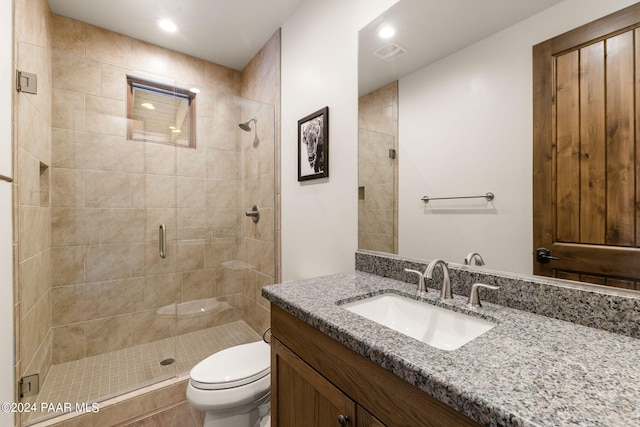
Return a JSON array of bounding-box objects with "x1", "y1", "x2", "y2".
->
[{"x1": 263, "y1": 271, "x2": 640, "y2": 427}]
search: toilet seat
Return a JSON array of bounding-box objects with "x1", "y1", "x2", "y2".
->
[{"x1": 190, "y1": 341, "x2": 270, "y2": 391}]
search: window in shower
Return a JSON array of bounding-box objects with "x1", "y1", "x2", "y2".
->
[{"x1": 127, "y1": 75, "x2": 197, "y2": 148}]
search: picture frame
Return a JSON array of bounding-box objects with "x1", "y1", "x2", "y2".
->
[{"x1": 298, "y1": 106, "x2": 329, "y2": 181}]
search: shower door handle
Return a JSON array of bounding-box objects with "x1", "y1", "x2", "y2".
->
[{"x1": 159, "y1": 224, "x2": 166, "y2": 259}]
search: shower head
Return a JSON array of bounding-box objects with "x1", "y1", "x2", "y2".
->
[{"x1": 239, "y1": 117, "x2": 257, "y2": 132}]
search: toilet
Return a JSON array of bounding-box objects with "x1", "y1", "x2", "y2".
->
[{"x1": 186, "y1": 341, "x2": 271, "y2": 427}]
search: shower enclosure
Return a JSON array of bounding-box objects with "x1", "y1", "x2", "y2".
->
[{"x1": 16, "y1": 31, "x2": 276, "y2": 425}]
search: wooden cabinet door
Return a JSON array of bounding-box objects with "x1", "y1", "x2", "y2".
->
[
  {"x1": 272, "y1": 338, "x2": 356, "y2": 427},
  {"x1": 357, "y1": 406, "x2": 386, "y2": 427},
  {"x1": 533, "y1": 3, "x2": 640, "y2": 289}
]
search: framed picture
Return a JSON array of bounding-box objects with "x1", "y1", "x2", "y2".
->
[{"x1": 298, "y1": 106, "x2": 329, "y2": 181}]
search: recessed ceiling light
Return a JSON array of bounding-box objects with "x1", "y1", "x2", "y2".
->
[
  {"x1": 189, "y1": 87, "x2": 200, "y2": 94},
  {"x1": 378, "y1": 26, "x2": 396, "y2": 39},
  {"x1": 158, "y1": 19, "x2": 177, "y2": 33},
  {"x1": 171, "y1": 129, "x2": 182, "y2": 133},
  {"x1": 141, "y1": 102, "x2": 155, "y2": 109}
]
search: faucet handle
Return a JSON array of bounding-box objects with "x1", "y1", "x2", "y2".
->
[
  {"x1": 467, "y1": 283, "x2": 499, "y2": 308},
  {"x1": 404, "y1": 269, "x2": 427, "y2": 293}
]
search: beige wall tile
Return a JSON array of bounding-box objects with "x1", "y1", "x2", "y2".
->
[
  {"x1": 51, "y1": 283, "x2": 100, "y2": 326},
  {"x1": 176, "y1": 240, "x2": 205, "y2": 272},
  {"x1": 144, "y1": 273, "x2": 180, "y2": 310},
  {"x1": 171, "y1": 52, "x2": 205, "y2": 87},
  {"x1": 51, "y1": 246, "x2": 85, "y2": 286},
  {"x1": 19, "y1": 94, "x2": 52, "y2": 162},
  {"x1": 215, "y1": 267, "x2": 244, "y2": 297},
  {"x1": 52, "y1": 324, "x2": 85, "y2": 364},
  {"x1": 177, "y1": 208, "x2": 209, "y2": 239},
  {"x1": 19, "y1": 205, "x2": 49, "y2": 261},
  {"x1": 19, "y1": 249, "x2": 50, "y2": 317},
  {"x1": 215, "y1": 91, "x2": 241, "y2": 123},
  {"x1": 18, "y1": 42, "x2": 53, "y2": 124},
  {"x1": 85, "y1": 95, "x2": 127, "y2": 136},
  {"x1": 144, "y1": 142, "x2": 177, "y2": 176},
  {"x1": 100, "y1": 135, "x2": 145, "y2": 173},
  {"x1": 52, "y1": 88, "x2": 85, "y2": 130},
  {"x1": 51, "y1": 14, "x2": 85, "y2": 55},
  {"x1": 53, "y1": 49, "x2": 101, "y2": 95},
  {"x1": 145, "y1": 208, "x2": 177, "y2": 242},
  {"x1": 204, "y1": 62, "x2": 239, "y2": 95},
  {"x1": 51, "y1": 128, "x2": 101, "y2": 169},
  {"x1": 177, "y1": 147, "x2": 206, "y2": 178},
  {"x1": 207, "y1": 149, "x2": 238, "y2": 180},
  {"x1": 100, "y1": 278, "x2": 144, "y2": 317},
  {"x1": 129, "y1": 39, "x2": 172, "y2": 77},
  {"x1": 131, "y1": 310, "x2": 175, "y2": 345},
  {"x1": 205, "y1": 179, "x2": 236, "y2": 209},
  {"x1": 85, "y1": 24, "x2": 131, "y2": 67},
  {"x1": 22, "y1": 330, "x2": 52, "y2": 386},
  {"x1": 51, "y1": 168, "x2": 84, "y2": 207},
  {"x1": 100, "y1": 209, "x2": 145, "y2": 244},
  {"x1": 51, "y1": 207, "x2": 100, "y2": 246},
  {"x1": 200, "y1": 116, "x2": 237, "y2": 151},
  {"x1": 19, "y1": 148, "x2": 41, "y2": 206},
  {"x1": 85, "y1": 314, "x2": 132, "y2": 356},
  {"x1": 85, "y1": 171, "x2": 131, "y2": 208},
  {"x1": 144, "y1": 174, "x2": 176, "y2": 208},
  {"x1": 182, "y1": 270, "x2": 214, "y2": 302},
  {"x1": 101, "y1": 63, "x2": 130, "y2": 101},
  {"x1": 204, "y1": 238, "x2": 237, "y2": 269},
  {"x1": 144, "y1": 241, "x2": 176, "y2": 275},
  {"x1": 85, "y1": 243, "x2": 132, "y2": 282},
  {"x1": 177, "y1": 177, "x2": 205, "y2": 208}
]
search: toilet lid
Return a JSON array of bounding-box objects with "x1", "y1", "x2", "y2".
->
[{"x1": 190, "y1": 341, "x2": 270, "y2": 390}]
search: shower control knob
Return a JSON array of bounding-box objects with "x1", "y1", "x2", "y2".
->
[{"x1": 338, "y1": 415, "x2": 350, "y2": 425}]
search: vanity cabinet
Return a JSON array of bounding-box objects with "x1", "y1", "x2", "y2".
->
[{"x1": 270, "y1": 306, "x2": 480, "y2": 427}]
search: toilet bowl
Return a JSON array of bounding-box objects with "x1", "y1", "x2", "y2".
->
[{"x1": 186, "y1": 341, "x2": 271, "y2": 427}]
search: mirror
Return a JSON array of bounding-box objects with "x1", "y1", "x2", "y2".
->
[{"x1": 358, "y1": 0, "x2": 630, "y2": 280}]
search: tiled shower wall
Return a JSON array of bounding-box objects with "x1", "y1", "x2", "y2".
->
[
  {"x1": 358, "y1": 81, "x2": 398, "y2": 253},
  {"x1": 48, "y1": 14, "x2": 257, "y2": 365},
  {"x1": 14, "y1": 0, "x2": 54, "y2": 407},
  {"x1": 238, "y1": 30, "x2": 281, "y2": 335}
]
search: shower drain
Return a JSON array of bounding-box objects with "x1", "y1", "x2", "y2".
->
[{"x1": 160, "y1": 358, "x2": 175, "y2": 366}]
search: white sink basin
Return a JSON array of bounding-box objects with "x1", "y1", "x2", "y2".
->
[{"x1": 341, "y1": 293, "x2": 496, "y2": 351}]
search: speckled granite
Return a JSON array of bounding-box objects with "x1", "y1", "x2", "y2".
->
[
  {"x1": 263, "y1": 254, "x2": 640, "y2": 426},
  {"x1": 356, "y1": 251, "x2": 640, "y2": 339}
]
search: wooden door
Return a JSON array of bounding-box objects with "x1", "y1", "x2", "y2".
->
[
  {"x1": 533, "y1": 3, "x2": 640, "y2": 289},
  {"x1": 272, "y1": 338, "x2": 356, "y2": 427}
]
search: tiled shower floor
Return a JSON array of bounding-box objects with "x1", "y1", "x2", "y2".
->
[{"x1": 24, "y1": 321, "x2": 261, "y2": 425}]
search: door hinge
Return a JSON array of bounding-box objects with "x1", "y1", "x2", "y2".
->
[
  {"x1": 19, "y1": 374, "x2": 39, "y2": 398},
  {"x1": 16, "y1": 70, "x2": 38, "y2": 94}
]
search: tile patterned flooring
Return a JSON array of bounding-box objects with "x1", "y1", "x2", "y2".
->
[{"x1": 25, "y1": 321, "x2": 260, "y2": 425}]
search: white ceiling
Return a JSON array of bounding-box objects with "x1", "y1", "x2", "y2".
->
[
  {"x1": 359, "y1": 0, "x2": 566, "y2": 95},
  {"x1": 47, "y1": 0, "x2": 306, "y2": 71},
  {"x1": 48, "y1": 0, "x2": 566, "y2": 82}
]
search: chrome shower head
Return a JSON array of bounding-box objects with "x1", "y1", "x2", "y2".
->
[{"x1": 239, "y1": 117, "x2": 257, "y2": 132}]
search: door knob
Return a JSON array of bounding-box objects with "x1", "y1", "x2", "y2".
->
[{"x1": 536, "y1": 248, "x2": 560, "y2": 263}]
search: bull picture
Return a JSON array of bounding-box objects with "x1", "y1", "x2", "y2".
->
[
  {"x1": 302, "y1": 117, "x2": 324, "y2": 173},
  {"x1": 298, "y1": 106, "x2": 329, "y2": 181}
]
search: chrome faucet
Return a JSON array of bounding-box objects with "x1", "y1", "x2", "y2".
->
[
  {"x1": 425, "y1": 259, "x2": 452, "y2": 300},
  {"x1": 464, "y1": 252, "x2": 485, "y2": 266},
  {"x1": 467, "y1": 283, "x2": 499, "y2": 308},
  {"x1": 404, "y1": 268, "x2": 428, "y2": 293}
]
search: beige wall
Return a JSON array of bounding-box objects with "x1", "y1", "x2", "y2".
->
[
  {"x1": 358, "y1": 81, "x2": 398, "y2": 253},
  {"x1": 14, "y1": 0, "x2": 53, "y2": 411},
  {"x1": 48, "y1": 13, "x2": 257, "y2": 364},
  {"x1": 239, "y1": 30, "x2": 281, "y2": 335}
]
